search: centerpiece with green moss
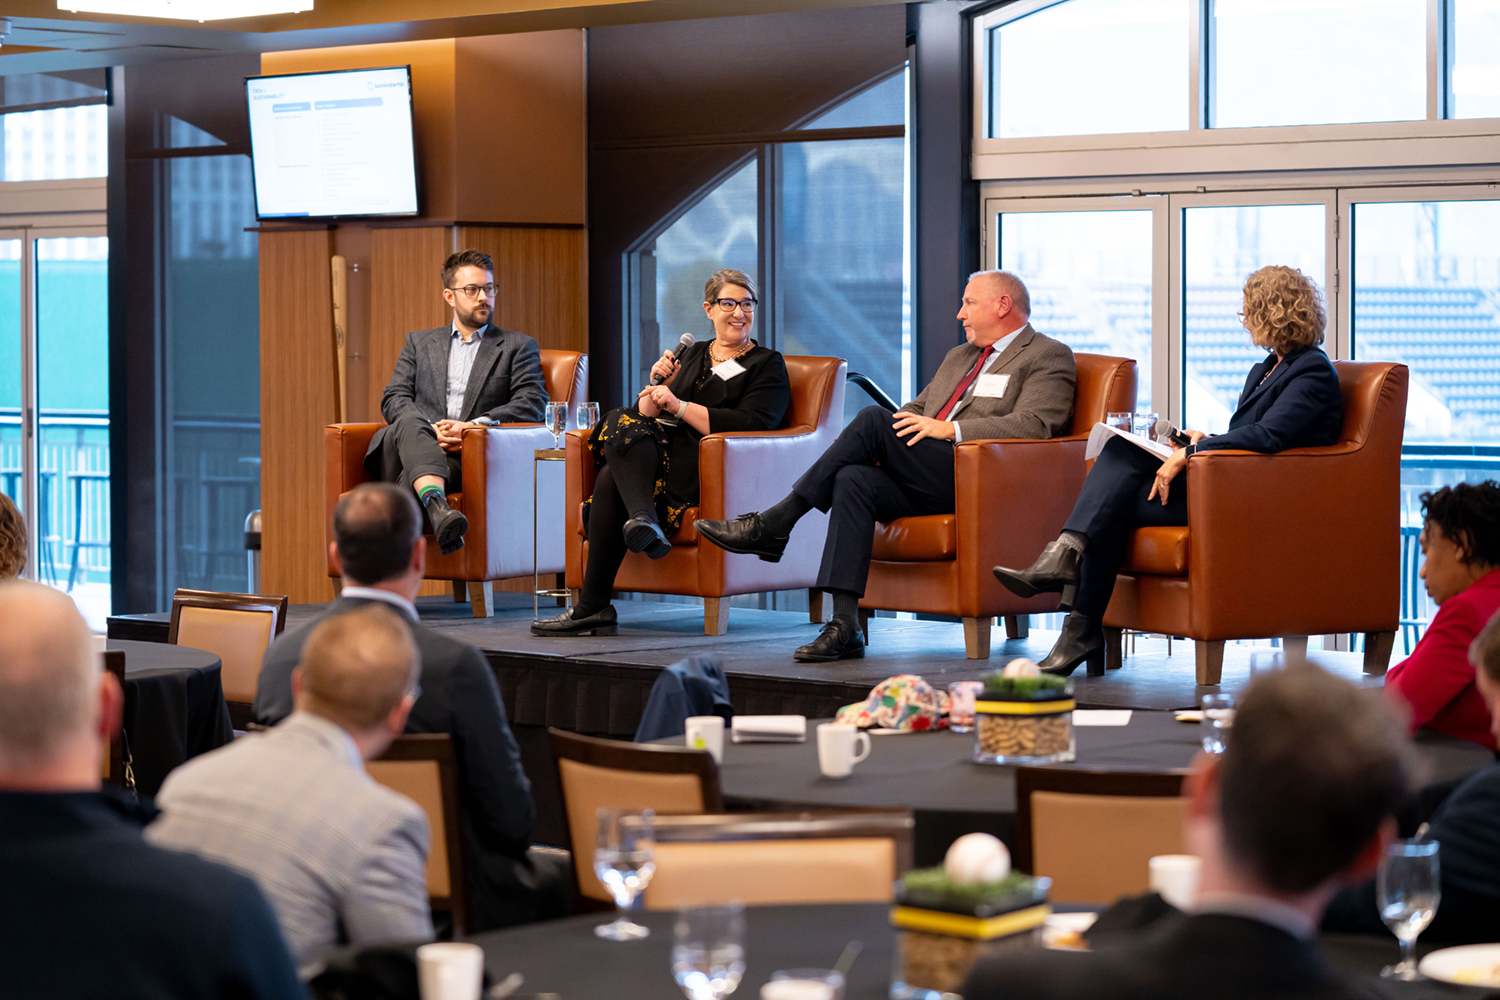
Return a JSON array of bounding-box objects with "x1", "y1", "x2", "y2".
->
[{"x1": 972, "y1": 659, "x2": 1076, "y2": 765}]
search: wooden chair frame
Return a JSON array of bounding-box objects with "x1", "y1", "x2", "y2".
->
[
  {"x1": 167, "y1": 588, "x2": 289, "y2": 730},
  {"x1": 371, "y1": 733, "x2": 470, "y2": 936},
  {"x1": 1012, "y1": 766, "x2": 1188, "y2": 875},
  {"x1": 649, "y1": 808, "x2": 915, "y2": 876}
]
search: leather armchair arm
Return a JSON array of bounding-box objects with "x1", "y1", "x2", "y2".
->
[
  {"x1": 325, "y1": 423, "x2": 383, "y2": 576},
  {"x1": 565, "y1": 428, "x2": 596, "y2": 587},
  {"x1": 458, "y1": 422, "x2": 561, "y2": 578},
  {"x1": 696, "y1": 423, "x2": 820, "y2": 521}
]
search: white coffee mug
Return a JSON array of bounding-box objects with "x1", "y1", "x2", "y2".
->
[
  {"x1": 415, "y1": 942, "x2": 484, "y2": 1000},
  {"x1": 684, "y1": 715, "x2": 725, "y2": 763},
  {"x1": 816, "y1": 723, "x2": 871, "y2": 779},
  {"x1": 1148, "y1": 854, "x2": 1201, "y2": 910}
]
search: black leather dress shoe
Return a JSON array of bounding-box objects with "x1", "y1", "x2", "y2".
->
[
  {"x1": 422, "y1": 493, "x2": 469, "y2": 555},
  {"x1": 794, "y1": 617, "x2": 865, "y2": 662},
  {"x1": 531, "y1": 605, "x2": 618, "y2": 637},
  {"x1": 624, "y1": 516, "x2": 672, "y2": 560},
  {"x1": 696, "y1": 513, "x2": 790, "y2": 563},
  {"x1": 992, "y1": 539, "x2": 1083, "y2": 610},
  {"x1": 1039, "y1": 612, "x2": 1105, "y2": 678}
]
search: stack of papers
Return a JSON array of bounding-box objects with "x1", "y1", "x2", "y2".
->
[{"x1": 730, "y1": 715, "x2": 807, "y2": 743}]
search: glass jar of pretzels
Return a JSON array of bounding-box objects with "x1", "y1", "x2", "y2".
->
[{"x1": 972, "y1": 661, "x2": 1076, "y2": 765}]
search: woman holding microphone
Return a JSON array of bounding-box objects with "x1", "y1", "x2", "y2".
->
[
  {"x1": 534, "y1": 269, "x2": 791, "y2": 636},
  {"x1": 992, "y1": 265, "x2": 1344, "y2": 675}
]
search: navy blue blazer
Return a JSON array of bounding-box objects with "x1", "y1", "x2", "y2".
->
[{"x1": 1193, "y1": 347, "x2": 1343, "y2": 455}]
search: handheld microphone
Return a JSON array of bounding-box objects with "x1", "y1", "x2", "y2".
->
[
  {"x1": 1154, "y1": 418, "x2": 1193, "y2": 449},
  {"x1": 651, "y1": 332, "x2": 695, "y2": 385}
]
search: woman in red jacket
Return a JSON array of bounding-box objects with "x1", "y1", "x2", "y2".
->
[{"x1": 1386, "y1": 482, "x2": 1500, "y2": 751}]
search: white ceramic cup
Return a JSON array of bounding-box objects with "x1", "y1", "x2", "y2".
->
[
  {"x1": 415, "y1": 942, "x2": 485, "y2": 1000},
  {"x1": 1149, "y1": 854, "x2": 1202, "y2": 910},
  {"x1": 816, "y1": 723, "x2": 871, "y2": 779},
  {"x1": 684, "y1": 715, "x2": 725, "y2": 763}
]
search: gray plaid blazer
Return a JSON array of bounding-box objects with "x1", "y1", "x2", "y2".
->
[
  {"x1": 147, "y1": 712, "x2": 433, "y2": 976},
  {"x1": 901, "y1": 325, "x2": 1076, "y2": 441}
]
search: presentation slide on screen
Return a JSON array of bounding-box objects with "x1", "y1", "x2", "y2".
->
[{"x1": 247, "y1": 67, "x2": 419, "y2": 218}]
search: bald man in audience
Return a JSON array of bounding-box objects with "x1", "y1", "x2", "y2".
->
[
  {"x1": 0, "y1": 581, "x2": 301, "y2": 999},
  {"x1": 964, "y1": 666, "x2": 1411, "y2": 1000},
  {"x1": 149, "y1": 604, "x2": 434, "y2": 977}
]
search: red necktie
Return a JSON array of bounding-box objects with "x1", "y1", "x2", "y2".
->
[{"x1": 935, "y1": 345, "x2": 995, "y2": 421}]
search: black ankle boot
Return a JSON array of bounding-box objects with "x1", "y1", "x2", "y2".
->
[
  {"x1": 993, "y1": 539, "x2": 1083, "y2": 610},
  {"x1": 1039, "y1": 612, "x2": 1105, "y2": 678},
  {"x1": 422, "y1": 492, "x2": 469, "y2": 555}
]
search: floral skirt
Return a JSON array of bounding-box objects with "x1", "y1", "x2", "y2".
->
[{"x1": 580, "y1": 407, "x2": 693, "y2": 536}]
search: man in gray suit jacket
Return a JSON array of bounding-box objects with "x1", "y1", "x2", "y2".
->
[
  {"x1": 368, "y1": 248, "x2": 549, "y2": 554},
  {"x1": 149, "y1": 604, "x2": 434, "y2": 977},
  {"x1": 697, "y1": 271, "x2": 1076, "y2": 661}
]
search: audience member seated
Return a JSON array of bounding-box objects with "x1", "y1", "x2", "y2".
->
[
  {"x1": 964, "y1": 665, "x2": 1411, "y2": 1000},
  {"x1": 0, "y1": 580, "x2": 302, "y2": 999},
  {"x1": 254, "y1": 481, "x2": 545, "y2": 931},
  {"x1": 1384, "y1": 481, "x2": 1500, "y2": 751},
  {"x1": 150, "y1": 603, "x2": 434, "y2": 976},
  {"x1": 1325, "y1": 606, "x2": 1500, "y2": 944},
  {"x1": 0, "y1": 492, "x2": 23, "y2": 577}
]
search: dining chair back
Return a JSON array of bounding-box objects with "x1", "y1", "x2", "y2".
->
[
  {"x1": 1015, "y1": 767, "x2": 1189, "y2": 905},
  {"x1": 549, "y1": 728, "x2": 723, "y2": 902},
  {"x1": 366, "y1": 734, "x2": 470, "y2": 935},
  {"x1": 641, "y1": 809, "x2": 914, "y2": 910},
  {"x1": 167, "y1": 588, "x2": 288, "y2": 729}
]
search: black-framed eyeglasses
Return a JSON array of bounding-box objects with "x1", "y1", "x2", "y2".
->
[
  {"x1": 449, "y1": 283, "x2": 499, "y2": 299},
  {"x1": 714, "y1": 297, "x2": 757, "y2": 313}
]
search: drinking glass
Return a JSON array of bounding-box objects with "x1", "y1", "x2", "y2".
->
[
  {"x1": 1133, "y1": 412, "x2": 1160, "y2": 441},
  {"x1": 947, "y1": 681, "x2": 982, "y2": 734},
  {"x1": 593, "y1": 808, "x2": 656, "y2": 941},
  {"x1": 576, "y1": 401, "x2": 601, "y2": 433},
  {"x1": 672, "y1": 903, "x2": 746, "y2": 1000},
  {"x1": 1378, "y1": 839, "x2": 1440, "y2": 980},
  {"x1": 1106, "y1": 411, "x2": 1133, "y2": 433},
  {"x1": 1200, "y1": 692, "x2": 1232, "y2": 754},
  {"x1": 544, "y1": 401, "x2": 568, "y2": 449}
]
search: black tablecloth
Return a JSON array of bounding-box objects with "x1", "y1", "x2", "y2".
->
[
  {"x1": 109, "y1": 638, "x2": 234, "y2": 797},
  {"x1": 666, "y1": 712, "x2": 1495, "y2": 866}
]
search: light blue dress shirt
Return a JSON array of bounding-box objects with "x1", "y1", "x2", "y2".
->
[{"x1": 446, "y1": 323, "x2": 486, "y2": 420}]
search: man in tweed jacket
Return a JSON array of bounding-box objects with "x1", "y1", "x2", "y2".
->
[
  {"x1": 367, "y1": 248, "x2": 549, "y2": 554},
  {"x1": 149, "y1": 604, "x2": 433, "y2": 977},
  {"x1": 697, "y1": 270, "x2": 1075, "y2": 662}
]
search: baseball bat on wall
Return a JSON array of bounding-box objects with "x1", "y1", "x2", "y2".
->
[{"x1": 331, "y1": 254, "x2": 348, "y2": 422}]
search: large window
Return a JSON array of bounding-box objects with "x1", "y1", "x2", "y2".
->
[{"x1": 1453, "y1": 0, "x2": 1500, "y2": 119}]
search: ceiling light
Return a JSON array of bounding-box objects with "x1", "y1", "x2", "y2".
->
[{"x1": 62, "y1": 0, "x2": 309, "y2": 20}]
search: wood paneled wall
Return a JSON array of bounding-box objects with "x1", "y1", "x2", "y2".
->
[
  {"x1": 369, "y1": 227, "x2": 449, "y2": 420},
  {"x1": 463, "y1": 226, "x2": 589, "y2": 355}
]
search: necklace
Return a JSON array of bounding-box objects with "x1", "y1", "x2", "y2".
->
[{"x1": 710, "y1": 338, "x2": 753, "y2": 364}]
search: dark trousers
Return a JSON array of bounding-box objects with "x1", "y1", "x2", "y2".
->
[
  {"x1": 1063, "y1": 435, "x2": 1188, "y2": 619},
  {"x1": 366, "y1": 411, "x2": 462, "y2": 492},
  {"x1": 794, "y1": 405, "x2": 957, "y2": 596},
  {"x1": 580, "y1": 437, "x2": 663, "y2": 609}
]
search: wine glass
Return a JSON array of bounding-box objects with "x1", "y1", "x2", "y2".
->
[
  {"x1": 593, "y1": 808, "x2": 656, "y2": 941},
  {"x1": 1378, "y1": 838, "x2": 1440, "y2": 980},
  {"x1": 672, "y1": 902, "x2": 745, "y2": 1000},
  {"x1": 544, "y1": 401, "x2": 567, "y2": 449},
  {"x1": 577, "y1": 401, "x2": 601, "y2": 433}
]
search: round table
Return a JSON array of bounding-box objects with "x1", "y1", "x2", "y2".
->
[
  {"x1": 667, "y1": 711, "x2": 1495, "y2": 867},
  {"x1": 108, "y1": 638, "x2": 234, "y2": 797}
]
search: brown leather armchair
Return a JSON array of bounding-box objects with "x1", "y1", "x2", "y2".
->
[
  {"x1": 858, "y1": 354, "x2": 1138, "y2": 659},
  {"x1": 325, "y1": 349, "x2": 588, "y2": 617},
  {"x1": 1102, "y1": 361, "x2": 1409, "y2": 685},
  {"x1": 565, "y1": 356, "x2": 846, "y2": 635}
]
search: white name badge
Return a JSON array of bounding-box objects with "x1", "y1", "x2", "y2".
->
[
  {"x1": 973, "y1": 372, "x2": 1010, "y2": 398},
  {"x1": 712, "y1": 358, "x2": 748, "y2": 381}
]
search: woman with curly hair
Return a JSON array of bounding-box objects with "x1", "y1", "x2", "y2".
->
[
  {"x1": 0, "y1": 493, "x2": 24, "y2": 578},
  {"x1": 993, "y1": 265, "x2": 1343, "y2": 675}
]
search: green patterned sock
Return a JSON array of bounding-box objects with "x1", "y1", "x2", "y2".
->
[{"x1": 417, "y1": 484, "x2": 445, "y2": 505}]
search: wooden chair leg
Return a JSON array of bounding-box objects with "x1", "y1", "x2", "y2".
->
[
  {"x1": 570, "y1": 588, "x2": 582, "y2": 608},
  {"x1": 467, "y1": 580, "x2": 494, "y2": 618},
  {"x1": 809, "y1": 589, "x2": 830, "y2": 624},
  {"x1": 1003, "y1": 615, "x2": 1029, "y2": 639},
  {"x1": 704, "y1": 597, "x2": 730, "y2": 636},
  {"x1": 1363, "y1": 631, "x2": 1396, "y2": 675},
  {"x1": 1282, "y1": 635, "x2": 1309, "y2": 664},
  {"x1": 1104, "y1": 627, "x2": 1123, "y2": 671},
  {"x1": 857, "y1": 607, "x2": 873, "y2": 645},
  {"x1": 963, "y1": 617, "x2": 992, "y2": 660},
  {"x1": 452, "y1": 580, "x2": 467, "y2": 603},
  {"x1": 1195, "y1": 640, "x2": 1225, "y2": 686}
]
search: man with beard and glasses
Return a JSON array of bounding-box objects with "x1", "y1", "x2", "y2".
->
[{"x1": 365, "y1": 249, "x2": 548, "y2": 554}]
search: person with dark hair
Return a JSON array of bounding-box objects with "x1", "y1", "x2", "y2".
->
[
  {"x1": 534, "y1": 268, "x2": 791, "y2": 637},
  {"x1": 1383, "y1": 481, "x2": 1500, "y2": 751},
  {"x1": 965, "y1": 666, "x2": 1411, "y2": 1000},
  {"x1": 0, "y1": 492, "x2": 23, "y2": 578},
  {"x1": 254, "y1": 482, "x2": 548, "y2": 931},
  {"x1": 366, "y1": 248, "x2": 548, "y2": 555},
  {"x1": 1325, "y1": 606, "x2": 1500, "y2": 944}
]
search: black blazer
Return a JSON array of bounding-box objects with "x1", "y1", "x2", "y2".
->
[
  {"x1": 964, "y1": 913, "x2": 1383, "y2": 1000},
  {"x1": 1194, "y1": 347, "x2": 1343, "y2": 455},
  {"x1": 661, "y1": 339, "x2": 791, "y2": 502},
  {"x1": 0, "y1": 789, "x2": 303, "y2": 999},
  {"x1": 253, "y1": 596, "x2": 539, "y2": 931}
]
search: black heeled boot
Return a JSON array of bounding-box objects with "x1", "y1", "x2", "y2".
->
[
  {"x1": 1039, "y1": 612, "x2": 1106, "y2": 678},
  {"x1": 993, "y1": 539, "x2": 1083, "y2": 610}
]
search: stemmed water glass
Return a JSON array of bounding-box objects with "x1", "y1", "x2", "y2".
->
[
  {"x1": 544, "y1": 401, "x2": 568, "y2": 449},
  {"x1": 593, "y1": 808, "x2": 656, "y2": 941},
  {"x1": 672, "y1": 902, "x2": 746, "y2": 1000},
  {"x1": 1378, "y1": 838, "x2": 1440, "y2": 980}
]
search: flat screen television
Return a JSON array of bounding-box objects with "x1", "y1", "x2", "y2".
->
[{"x1": 246, "y1": 65, "x2": 419, "y2": 220}]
